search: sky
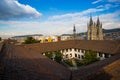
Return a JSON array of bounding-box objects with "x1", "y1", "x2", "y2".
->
[{"x1": 0, "y1": 0, "x2": 120, "y2": 38}]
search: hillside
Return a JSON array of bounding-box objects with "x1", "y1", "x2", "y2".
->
[{"x1": 103, "y1": 28, "x2": 120, "y2": 33}]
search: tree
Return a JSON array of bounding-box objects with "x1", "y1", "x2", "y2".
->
[
  {"x1": 24, "y1": 37, "x2": 40, "y2": 44},
  {"x1": 82, "y1": 50, "x2": 99, "y2": 65},
  {"x1": 54, "y1": 51, "x2": 63, "y2": 63},
  {"x1": 45, "y1": 52, "x2": 53, "y2": 59}
]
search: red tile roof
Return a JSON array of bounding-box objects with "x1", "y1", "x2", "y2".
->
[
  {"x1": 20, "y1": 40, "x2": 120, "y2": 54},
  {"x1": 72, "y1": 54, "x2": 120, "y2": 80},
  {"x1": 0, "y1": 43, "x2": 70, "y2": 80},
  {"x1": 0, "y1": 40, "x2": 120, "y2": 80}
]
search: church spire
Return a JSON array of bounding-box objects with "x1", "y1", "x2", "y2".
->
[
  {"x1": 73, "y1": 24, "x2": 76, "y2": 33},
  {"x1": 73, "y1": 24, "x2": 76, "y2": 40},
  {"x1": 89, "y1": 16, "x2": 93, "y2": 26},
  {"x1": 96, "y1": 16, "x2": 100, "y2": 27}
]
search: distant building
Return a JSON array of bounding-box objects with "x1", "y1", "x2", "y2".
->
[
  {"x1": 104, "y1": 32, "x2": 120, "y2": 40},
  {"x1": 40, "y1": 36, "x2": 61, "y2": 43},
  {"x1": 87, "y1": 17, "x2": 103, "y2": 40},
  {"x1": 61, "y1": 34, "x2": 72, "y2": 41},
  {"x1": 73, "y1": 25, "x2": 87, "y2": 40},
  {"x1": 11, "y1": 34, "x2": 43, "y2": 43}
]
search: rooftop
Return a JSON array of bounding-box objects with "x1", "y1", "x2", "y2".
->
[
  {"x1": 20, "y1": 40, "x2": 120, "y2": 54},
  {"x1": 0, "y1": 40, "x2": 120, "y2": 80}
]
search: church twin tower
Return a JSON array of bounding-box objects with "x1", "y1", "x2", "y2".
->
[
  {"x1": 87, "y1": 17, "x2": 103, "y2": 40},
  {"x1": 73, "y1": 16, "x2": 103, "y2": 40}
]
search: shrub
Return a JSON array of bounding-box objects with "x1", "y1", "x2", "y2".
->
[
  {"x1": 64, "y1": 60, "x2": 74, "y2": 67},
  {"x1": 45, "y1": 52, "x2": 53, "y2": 59},
  {"x1": 82, "y1": 50, "x2": 100, "y2": 65},
  {"x1": 54, "y1": 51, "x2": 63, "y2": 63},
  {"x1": 24, "y1": 37, "x2": 40, "y2": 44}
]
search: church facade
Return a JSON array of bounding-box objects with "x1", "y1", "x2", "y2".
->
[{"x1": 87, "y1": 17, "x2": 103, "y2": 40}]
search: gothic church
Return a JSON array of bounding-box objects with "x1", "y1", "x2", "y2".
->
[{"x1": 87, "y1": 17, "x2": 103, "y2": 40}]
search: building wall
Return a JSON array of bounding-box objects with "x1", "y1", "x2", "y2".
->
[
  {"x1": 42, "y1": 48, "x2": 111, "y2": 60},
  {"x1": 61, "y1": 36, "x2": 72, "y2": 41},
  {"x1": 61, "y1": 48, "x2": 84, "y2": 60},
  {"x1": 39, "y1": 36, "x2": 60, "y2": 43}
]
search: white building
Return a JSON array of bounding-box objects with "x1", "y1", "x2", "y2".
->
[
  {"x1": 61, "y1": 34, "x2": 73, "y2": 41},
  {"x1": 43, "y1": 48, "x2": 111, "y2": 61}
]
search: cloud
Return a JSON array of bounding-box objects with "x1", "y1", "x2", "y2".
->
[
  {"x1": 108, "y1": 0, "x2": 120, "y2": 2},
  {"x1": 49, "y1": 3, "x2": 120, "y2": 21},
  {"x1": 0, "y1": 1, "x2": 120, "y2": 39},
  {"x1": 96, "y1": 5, "x2": 104, "y2": 8},
  {"x1": 48, "y1": 8, "x2": 105, "y2": 20},
  {"x1": 92, "y1": 0, "x2": 103, "y2": 4},
  {"x1": 0, "y1": 10, "x2": 120, "y2": 39},
  {"x1": 0, "y1": 0, "x2": 42, "y2": 20}
]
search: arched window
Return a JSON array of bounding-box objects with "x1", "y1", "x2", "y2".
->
[
  {"x1": 75, "y1": 48, "x2": 77, "y2": 51},
  {"x1": 81, "y1": 55, "x2": 84, "y2": 59},
  {"x1": 75, "y1": 53, "x2": 77, "y2": 57},
  {"x1": 99, "y1": 53, "x2": 102, "y2": 57},
  {"x1": 70, "y1": 48, "x2": 72, "y2": 51},
  {"x1": 78, "y1": 54, "x2": 80, "y2": 58},
  {"x1": 78, "y1": 49, "x2": 80, "y2": 52},
  {"x1": 66, "y1": 49, "x2": 68, "y2": 52}
]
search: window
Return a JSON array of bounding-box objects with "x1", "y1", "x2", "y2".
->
[
  {"x1": 75, "y1": 53, "x2": 77, "y2": 57},
  {"x1": 70, "y1": 48, "x2": 72, "y2": 51},
  {"x1": 81, "y1": 55, "x2": 84, "y2": 59},
  {"x1": 99, "y1": 53, "x2": 102, "y2": 57},
  {"x1": 78, "y1": 49, "x2": 80, "y2": 52},
  {"x1": 66, "y1": 49, "x2": 68, "y2": 52},
  {"x1": 78, "y1": 54, "x2": 80, "y2": 58},
  {"x1": 75, "y1": 48, "x2": 77, "y2": 51}
]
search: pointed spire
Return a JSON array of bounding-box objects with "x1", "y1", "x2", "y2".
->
[
  {"x1": 96, "y1": 16, "x2": 100, "y2": 27},
  {"x1": 73, "y1": 24, "x2": 76, "y2": 32},
  {"x1": 89, "y1": 15, "x2": 93, "y2": 26},
  {"x1": 73, "y1": 24, "x2": 76, "y2": 40}
]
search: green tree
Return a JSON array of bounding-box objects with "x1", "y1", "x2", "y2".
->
[
  {"x1": 82, "y1": 50, "x2": 99, "y2": 65},
  {"x1": 24, "y1": 37, "x2": 40, "y2": 44},
  {"x1": 45, "y1": 52, "x2": 53, "y2": 59},
  {"x1": 54, "y1": 51, "x2": 63, "y2": 63},
  {"x1": 64, "y1": 59, "x2": 74, "y2": 67}
]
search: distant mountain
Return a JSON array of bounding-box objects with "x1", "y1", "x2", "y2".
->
[
  {"x1": 61, "y1": 34, "x2": 72, "y2": 36},
  {"x1": 103, "y1": 28, "x2": 120, "y2": 33},
  {"x1": 12, "y1": 34, "x2": 43, "y2": 38}
]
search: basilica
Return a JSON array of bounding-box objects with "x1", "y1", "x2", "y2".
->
[{"x1": 87, "y1": 17, "x2": 103, "y2": 40}]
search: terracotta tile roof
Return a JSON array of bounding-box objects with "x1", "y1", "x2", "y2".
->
[
  {"x1": 72, "y1": 54, "x2": 120, "y2": 80},
  {"x1": 0, "y1": 43, "x2": 70, "y2": 80},
  {"x1": 0, "y1": 40, "x2": 120, "y2": 80},
  {"x1": 0, "y1": 43, "x2": 4, "y2": 53},
  {"x1": 21, "y1": 40, "x2": 120, "y2": 54},
  {"x1": 103, "y1": 59, "x2": 120, "y2": 80}
]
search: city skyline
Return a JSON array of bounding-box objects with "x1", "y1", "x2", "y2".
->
[{"x1": 0, "y1": 0, "x2": 120, "y2": 38}]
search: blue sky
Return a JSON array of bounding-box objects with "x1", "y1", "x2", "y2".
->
[{"x1": 0, "y1": 0, "x2": 120, "y2": 38}]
